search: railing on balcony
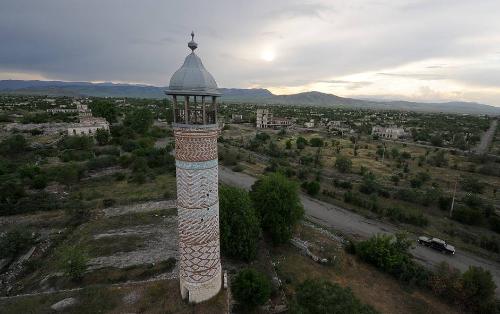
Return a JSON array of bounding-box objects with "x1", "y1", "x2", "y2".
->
[{"x1": 174, "y1": 109, "x2": 216, "y2": 125}]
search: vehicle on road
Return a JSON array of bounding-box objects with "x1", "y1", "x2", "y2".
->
[{"x1": 418, "y1": 236, "x2": 455, "y2": 255}]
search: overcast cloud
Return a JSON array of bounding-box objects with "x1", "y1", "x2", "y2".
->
[{"x1": 1, "y1": 0, "x2": 499, "y2": 105}]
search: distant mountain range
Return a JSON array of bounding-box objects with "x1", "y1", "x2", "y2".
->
[{"x1": 1, "y1": 80, "x2": 499, "y2": 115}]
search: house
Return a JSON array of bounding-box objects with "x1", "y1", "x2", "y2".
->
[{"x1": 372, "y1": 125, "x2": 406, "y2": 139}]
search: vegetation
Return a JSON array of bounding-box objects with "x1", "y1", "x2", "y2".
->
[
  {"x1": 58, "y1": 245, "x2": 89, "y2": 281},
  {"x1": 250, "y1": 173, "x2": 304, "y2": 245},
  {"x1": 232, "y1": 268, "x2": 271, "y2": 310},
  {"x1": 219, "y1": 185, "x2": 260, "y2": 262},
  {"x1": 291, "y1": 279, "x2": 378, "y2": 314}
]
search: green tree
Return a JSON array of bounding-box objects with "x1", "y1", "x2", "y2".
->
[
  {"x1": 309, "y1": 137, "x2": 324, "y2": 147},
  {"x1": 250, "y1": 173, "x2": 304, "y2": 245},
  {"x1": 296, "y1": 136, "x2": 307, "y2": 149},
  {"x1": 58, "y1": 245, "x2": 88, "y2": 281},
  {"x1": 302, "y1": 181, "x2": 320, "y2": 196},
  {"x1": 95, "y1": 129, "x2": 110, "y2": 146},
  {"x1": 219, "y1": 185, "x2": 260, "y2": 261},
  {"x1": 335, "y1": 155, "x2": 352, "y2": 173},
  {"x1": 232, "y1": 268, "x2": 271, "y2": 310},
  {"x1": 292, "y1": 279, "x2": 378, "y2": 314},
  {"x1": 90, "y1": 100, "x2": 118, "y2": 123},
  {"x1": 285, "y1": 139, "x2": 292, "y2": 149},
  {"x1": 462, "y1": 266, "x2": 496, "y2": 313},
  {"x1": 124, "y1": 108, "x2": 154, "y2": 134}
]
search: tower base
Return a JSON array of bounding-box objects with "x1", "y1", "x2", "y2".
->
[{"x1": 180, "y1": 266, "x2": 222, "y2": 303}]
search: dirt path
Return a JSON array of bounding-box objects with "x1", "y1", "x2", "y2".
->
[
  {"x1": 474, "y1": 119, "x2": 498, "y2": 154},
  {"x1": 218, "y1": 166, "x2": 500, "y2": 297}
]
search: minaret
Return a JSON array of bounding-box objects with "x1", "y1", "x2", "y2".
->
[{"x1": 165, "y1": 32, "x2": 222, "y2": 303}]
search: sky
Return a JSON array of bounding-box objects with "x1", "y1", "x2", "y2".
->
[{"x1": 1, "y1": 0, "x2": 500, "y2": 106}]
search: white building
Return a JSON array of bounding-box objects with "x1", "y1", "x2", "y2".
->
[
  {"x1": 372, "y1": 125, "x2": 406, "y2": 139},
  {"x1": 67, "y1": 101, "x2": 109, "y2": 136},
  {"x1": 304, "y1": 119, "x2": 315, "y2": 128}
]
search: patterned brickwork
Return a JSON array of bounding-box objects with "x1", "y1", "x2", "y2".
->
[
  {"x1": 174, "y1": 125, "x2": 221, "y2": 303},
  {"x1": 174, "y1": 128, "x2": 218, "y2": 162},
  {"x1": 176, "y1": 166, "x2": 218, "y2": 209}
]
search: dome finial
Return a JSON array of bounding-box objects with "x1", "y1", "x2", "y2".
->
[{"x1": 188, "y1": 31, "x2": 197, "y2": 52}]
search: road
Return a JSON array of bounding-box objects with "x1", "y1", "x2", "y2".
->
[
  {"x1": 474, "y1": 119, "x2": 498, "y2": 154},
  {"x1": 218, "y1": 166, "x2": 500, "y2": 296}
]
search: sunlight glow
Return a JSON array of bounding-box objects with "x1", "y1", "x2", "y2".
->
[{"x1": 260, "y1": 50, "x2": 275, "y2": 62}]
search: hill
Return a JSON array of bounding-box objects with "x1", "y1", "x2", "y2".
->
[{"x1": 1, "y1": 80, "x2": 499, "y2": 115}]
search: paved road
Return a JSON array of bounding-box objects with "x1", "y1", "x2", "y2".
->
[
  {"x1": 218, "y1": 166, "x2": 500, "y2": 296},
  {"x1": 474, "y1": 119, "x2": 498, "y2": 154}
]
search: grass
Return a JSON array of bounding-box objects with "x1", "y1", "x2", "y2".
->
[
  {"x1": 273, "y1": 224, "x2": 459, "y2": 314},
  {"x1": 0, "y1": 279, "x2": 227, "y2": 314},
  {"x1": 72, "y1": 173, "x2": 176, "y2": 207}
]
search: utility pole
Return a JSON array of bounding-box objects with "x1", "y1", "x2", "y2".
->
[{"x1": 450, "y1": 178, "x2": 458, "y2": 218}]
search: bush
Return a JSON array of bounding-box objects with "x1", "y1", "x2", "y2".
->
[
  {"x1": 292, "y1": 279, "x2": 378, "y2": 314},
  {"x1": 250, "y1": 173, "x2": 304, "y2": 245},
  {"x1": 0, "y1": 134, "x2": 28, "y2": 155},
  {"x1": 309, "y1": 137, "x2": 324, "y2": 147},
  {"x1": 452, "y1": 207, "x2": 482, "y2": 225},
  {"x1": 301, "y1": 181, "x2": 320, "y2": 196},
  {"x1": 219, "y1": 186, "x2": 260, "y2": 262},
  {"x1": 86, "y1": 155, "x2": 117, "y2": 171},
  {"x1": 232, "y1": 268, "x2": 271, "y2": 310},
  {"x1": 296, "y1": 136, "x2": 307, "y2": 149},
  {"x1": 95, "y1": 129, "x2": 110, "y2": 146},
  {"x1": 60, "y1": 135, "x2": 93, "y2": 150},
  {"x1": 461, "y1": 266, "x2": 497, "y2": 313},
  {"x1": 356, "y1": 233, "x2": 429, "y2": 286},
  {"x1": 335, "y1": 155, "x2": 352, "y2": 173},
  {"x1": 333, "y1": 179, "x2": 352, "y2": 190},
  {"x1": 58, "y1": 246, "x2": 88, "y2": 281},
  {"x1": 385, "y1": 208, "x2": 428, "y2": 227},
  {"x1": 0, "y1": 229, "x2": 36, "y2": 259}
]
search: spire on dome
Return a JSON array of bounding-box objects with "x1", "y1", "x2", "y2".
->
[{"x1": 188, "y1": 31, "x2": 198, "y2": 52}]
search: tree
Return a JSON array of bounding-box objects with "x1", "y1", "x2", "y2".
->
[
  {"x1": 219, "y1": 185, "x2": 260, "y2": 261},
  {"x1": 250, "y1": 173, "x2": 304, "y2": 245},
  {"x1": 124, "y1": 108, "x2": 153, "y2": 134},
  {"x1": 90, "y1": 100, "x2": 118, "y2": 123},
  {"x1": 58, "y1": 245, "x2": 88, "y2": 281},
  {"x1": 285, "y1": 139, "x2": 292, "y2": 150},
  {"x1": 461, "y1": 266, "x2": 496, "y2": 313},
  {"x1": 292, "y1": 279, "x2": 378, "y2": 314},
  {"x1": 335, "y1": 155, "x2": 352, "y2": 173},
  {"x1": 461, "y1": 176, "x2": 485, "y2": 194},
  {"x1": 309, "y1": 137, "x2": 324, "y2": 147},
  {"x1": 296, "y1": 136, "x2": 307, "y2": 149},
  {"x1": 232, "y1": 268, "x2": 271, "y2": 310},
  {"x1": 95, "y1": 129, "x2": 110, "y2": 146},
  {"x1": 0, "y1": 134, "x2": 28, "y2": 155}
]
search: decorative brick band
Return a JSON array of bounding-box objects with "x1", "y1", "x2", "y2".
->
[
  {"x1": 174, "y1": 128, "x2": 218, "y2": 162},
  {"x1": 176, "y1": 166, "x2": 218, "y2": 209}
]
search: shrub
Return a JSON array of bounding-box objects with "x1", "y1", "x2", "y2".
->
[
  {"x1": 58, "y1": 246, "x2": 88, "y2": 281},
  {"x1": 0, "y1": 229, "x2": 36, "y2": 259},
  {"x1": 219, "y1": 186, "x2": 260, "y2": 262},
  {"x1": 86, "y1": 156, "x2": 117, "y2": 171},
  {"x1": 296, "y1": 136, "x2": 307, "y2": 149},
  {"x1": 452, "y1": 207, "x2": 482, "y2": 225},
  {"x1": 0, "y1": 134, "x2": 28, "y2": 155},
  {"x1": 461, "y1": 266, "x2": 497, "y2": 313},
  {"x1": 335, "y1": 155, "x2": 352, "y2": 173},
  {"x1": 95, "y1": 129, "x2": 110, "y2": 145},
  {"x1": 309, "y1": 137, "x2": 324, "y2": 147},
  {"x1": 333, "y1": 179, "x2": 352, "y2": 190},
  {"x1": 292, "y1": 279, "x2": 378, "y2": 314},
  {"x1": 302, "y1": 181, "x2": 321, "y2": 196},
  {"x1": 232, "y1": 268, "x2": 271, "y2": 310}
]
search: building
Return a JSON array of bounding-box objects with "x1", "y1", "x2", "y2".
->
[
  {"x1": 372, "y1": 125, "x2": 406, "y2": 139},
  {"x1": 304, "y1": 119, "x2": 315, "y2": 128},
  {"x1": 67, "y1": 101, "x2": 109, "y2": 136},
  {"x1": 165, "y1": 32, "x2": 222, "y2": 303},
  {"x1": 256, "y1": 109, "x2": 292, "y2": 128}
]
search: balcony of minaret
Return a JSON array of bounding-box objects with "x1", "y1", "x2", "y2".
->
[{"x1": 172, "y1": 95, "x2": 218, "y2": 126}]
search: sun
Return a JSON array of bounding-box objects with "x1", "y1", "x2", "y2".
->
[{"x1": 260, "y1": 50, "x2": 275, "y2": 62}]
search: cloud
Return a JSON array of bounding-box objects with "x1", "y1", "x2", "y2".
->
[{"x1": 0, "y1": 0, "x2": 499, "y2": 105}]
